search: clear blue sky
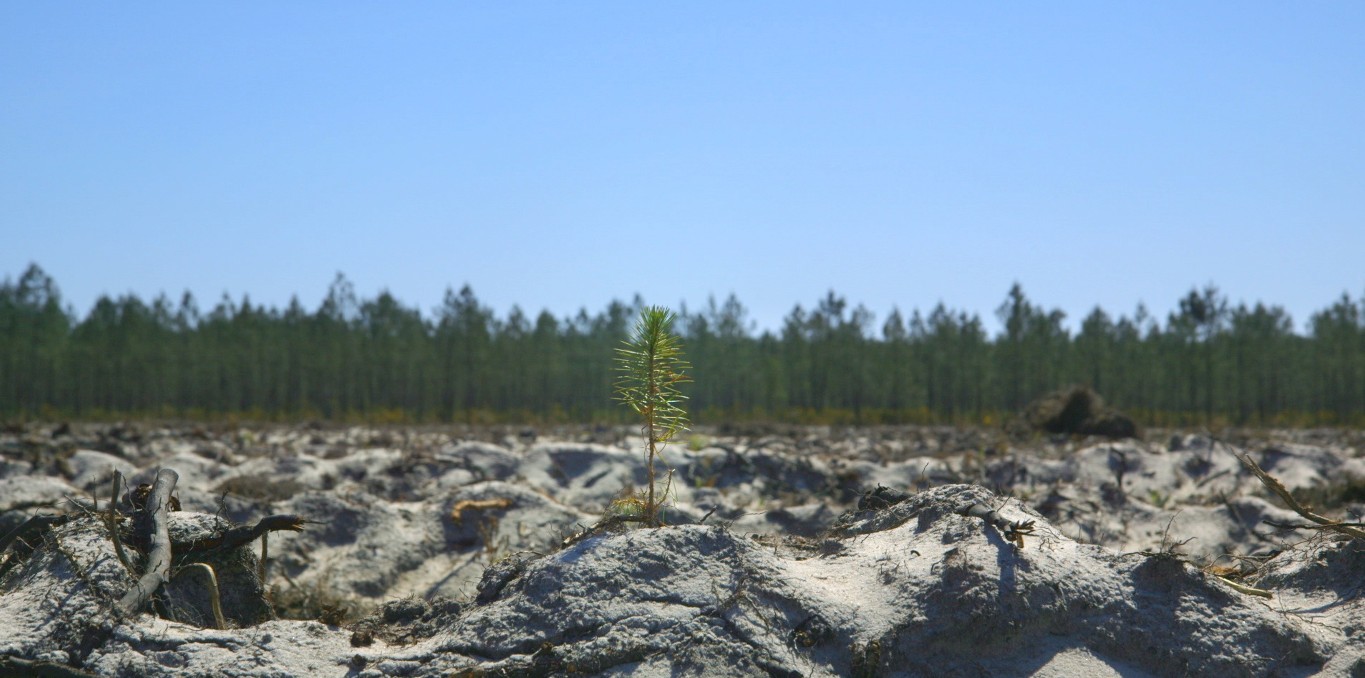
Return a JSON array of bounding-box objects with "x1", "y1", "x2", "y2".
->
[{"x1": 4, "y1": 3, "x2": 1362, "y2": 335}]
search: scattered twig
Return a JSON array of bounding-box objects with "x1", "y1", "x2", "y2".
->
[
  {"x1": 0, "y1": 514, "x2": 69, "y2": 557},
  {"x1": 1194, "y1": 468, "x2": 1232, "y2": 489},
  {"x1": 560, "y1": 514, "x2": 653, "y2": 549},
  {"x1": 118, "y1": 468, "x2": 179, "y2": 616},
  {"x1": 0, "y1": 513, "x2": 72, "y2": 582},
  {"x1": 172, "y1": 563, "x2": 227, "y2": 629},
  {"x1": 60, "y1": 495, "x2": 97, "y2": 514},
  {"x1": 1235, "y1": 452, "x2": 1365, "y2": 539},
  {"x1": 697, "y1": 506, "x2": 718, "y2": 525},
  {"x1": 1158, "y1": 511, "x2": 1195, "y2": 554}
]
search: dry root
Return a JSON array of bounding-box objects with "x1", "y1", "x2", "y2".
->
[{"x1": 1236, "y1": 452, "x2": 1365, "y2": 540}]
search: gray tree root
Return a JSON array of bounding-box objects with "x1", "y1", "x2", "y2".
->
[
  {"x1": 177, "y1": 514, "x2": 309, "y2": 557},
  {"x1": 117, "y1": 468, "x2": 179, "y2": 615}
]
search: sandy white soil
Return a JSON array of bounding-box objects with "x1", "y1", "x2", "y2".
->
[{"x1": 1, "y1": 423, "x2": 1363, "y2": 676}]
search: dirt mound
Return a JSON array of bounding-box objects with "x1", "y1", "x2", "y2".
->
[{"x1": 1019, "y1": 386, "x2": 1139, "y2": 439}]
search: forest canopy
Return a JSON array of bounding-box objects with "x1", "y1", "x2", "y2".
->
[{"x1": 2, "y1": 263, "x2": 1363, "y2": 427}]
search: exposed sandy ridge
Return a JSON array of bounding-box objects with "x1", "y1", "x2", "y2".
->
[{"x1": 1, "y1": 423, "x2": 1363, "y2": 676}]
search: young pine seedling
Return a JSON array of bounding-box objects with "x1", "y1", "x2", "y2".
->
[{"x1": 615, "y1": 306, "x2": 691, "y2": 527}]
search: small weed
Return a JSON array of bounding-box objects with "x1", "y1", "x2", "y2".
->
[
  {"x1": 608, "y1": 472, "x2": 677, "y2": 524},
  {"x1": 272, "y1": 572, "x2": 360, "y2": 625},
  {"x1": 607, "y1": 493, "x2": 649, "y2": 520},
  {"x1": 1148, "y1": 489, "x2": 1170, "y2": 509}
]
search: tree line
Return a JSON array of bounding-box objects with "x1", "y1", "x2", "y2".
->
[{"x1": 2, "y1": 263, "x2": 1362, "y2": 426}]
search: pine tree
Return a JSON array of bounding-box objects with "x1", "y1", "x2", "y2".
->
[{"x1": 614, "y1": 307, "x2": 691, "y2": 527}]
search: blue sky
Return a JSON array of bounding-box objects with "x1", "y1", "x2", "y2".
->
[{"x1": 3, "y1": 3, "x2": 1362, "y2": 335}]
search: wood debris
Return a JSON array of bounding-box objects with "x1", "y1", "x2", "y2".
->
[{"x1": 451, "y1": 497, "x2": 514, "y2": 525}]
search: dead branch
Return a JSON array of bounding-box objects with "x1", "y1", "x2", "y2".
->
[
  {"x1": 0, "y1": 655, "x2": 100, "y2": 678},
  {"x1": 118, "y1": 468, "x2": 179, "y2": 615},
  {"x1": 1235, "y1": 452, "x2": 1365, "y2": 540},
  {"x1": 217, "y1": 514, "x2": 310, "y2": 551},
  {"x1": 176, "y1": 514, "x2": 311, "y2": 557},
  {"x1": 1214, "y1": 575, "x2": 1273, "y2": 599},
  {"x1": 958, "y1": 501, "x2": 1036, "y2": 549},
  {"x1": 1262, "y1": 519, "x2": 1365, "y2": 531}
]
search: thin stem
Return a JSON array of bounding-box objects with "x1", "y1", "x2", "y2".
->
[
  {"x1": 259, "y1": 532, "x2": 269, "y2": 586},
  {"x1": 647, "y1": 347, "x2": 658, "y2": 526},
  {"x1": 107, "y1": 470, "x2": 134, "y2": 573}
]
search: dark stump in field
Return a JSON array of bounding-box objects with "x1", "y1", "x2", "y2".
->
[{"x1": 1021, "y1": 385, "x2": 1138, "y2": 439}]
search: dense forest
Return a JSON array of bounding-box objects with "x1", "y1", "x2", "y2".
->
[{"x1": 2, "y1": 264, "x2": 1362, "y2": 427}]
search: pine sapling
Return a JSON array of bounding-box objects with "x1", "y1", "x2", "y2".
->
[{"x1": 615, "y1": 306, "x2": 691, "y2": 527}]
